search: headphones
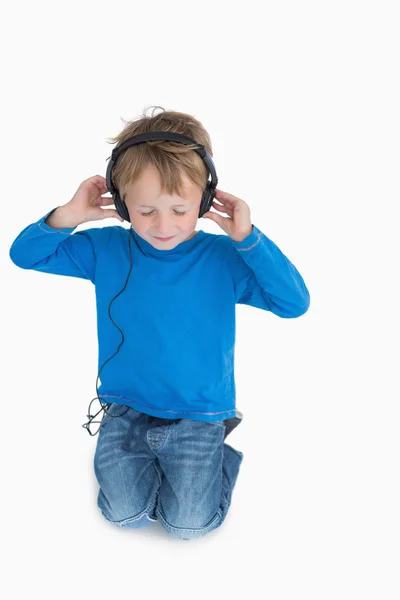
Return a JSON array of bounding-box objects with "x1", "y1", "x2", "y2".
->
[
  {"x1": 106, "y1": 131, "x2": 218, "y2": 222},
  {"x1": 82, "y1": 131, "x2": 219, "y2": 435}
]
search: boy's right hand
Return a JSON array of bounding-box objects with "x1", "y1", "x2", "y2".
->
[{"x1": 64, "y1": 175, "x2": 125, "y2": 225}]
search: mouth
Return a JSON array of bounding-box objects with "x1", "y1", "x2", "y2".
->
[{"x1": 153, "y1": 235, "x2": 176, "y2": 241}]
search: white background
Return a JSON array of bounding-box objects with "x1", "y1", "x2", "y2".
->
[{"x1": 2, "y1": 1, "x2": 399, "y2": 598}]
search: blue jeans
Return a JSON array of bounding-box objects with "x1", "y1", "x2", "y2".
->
[{"x1": 93, "y1": 403, "x2": 243, "y2": 540}]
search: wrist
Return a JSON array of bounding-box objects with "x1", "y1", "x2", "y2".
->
[{"x1": 45, "y1": 205, "x2": 85, "y2": 229}]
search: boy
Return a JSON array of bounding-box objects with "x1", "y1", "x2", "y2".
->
[{"x1": 9, "y1": 106, "x2": 310, "y2": 540}]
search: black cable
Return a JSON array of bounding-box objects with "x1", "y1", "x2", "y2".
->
[{"x1": 82, "y1": 226, "x2": 134, "y2": 435}]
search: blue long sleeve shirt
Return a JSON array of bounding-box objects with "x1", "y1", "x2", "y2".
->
[{"x1": 9, "y1": 207, "x2": 310, "y2": 422}]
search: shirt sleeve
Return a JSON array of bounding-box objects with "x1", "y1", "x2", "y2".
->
[
  {"x1": 9, "y1": 206, "x2": 111, "y2": 284},
  {"x1": 229, "y1": 224, "x2": 310, "y2": 318}
]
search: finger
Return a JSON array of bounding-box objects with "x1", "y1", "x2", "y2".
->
[
  {"x1": 101, "y1": 209, "x2": 124, "y2": 222},
  {"x1": 215, "y1": 195, "x2": 234, "y2": 205},
  {"x1": 92, "y1": 182, "x2": 106, "y2": 195},
  {"x1": 99, "y1": 196, "x2": 115, "y2": 206},
  {"x1": 92, "y1": 176, "x2": 108, "y2": 192},
  {"x1": 212, "y1": 201, "x2": 231, "y2": 214},
  {"x1": 205, "y1": 211, "x2": 230, "y2": 223},
  {"x1": 94, "y1": 174, "x2": 107, "y2": 183},
  {"x1": 215, "y1": 189, "x2": 235, "y2": 202}
]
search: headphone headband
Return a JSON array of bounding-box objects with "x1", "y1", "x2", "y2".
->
[{"x1": 106, "y1": 131, "x2": 218, "y2": 196}]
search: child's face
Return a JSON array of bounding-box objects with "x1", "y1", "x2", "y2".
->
[{"x1": 124, "y1": 164, "x2": 203, "y2": 249}]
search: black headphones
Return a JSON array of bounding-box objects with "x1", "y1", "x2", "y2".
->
[
  {"x1": 105, "y1": 131, "x2": 218, "y2": 222},
  {"x1": 82, "y1": 131, "x2": 219, "y2": 435}
]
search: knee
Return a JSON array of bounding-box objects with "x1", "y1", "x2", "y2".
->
[
  {"x1": 97, "y1": 488, "x2": 158, "y2": 527},
  {"x1": 156, "y1": 506, "x2": 223, "y2": 540},
  {"x1": 100, "y1": 501, "x2": 157, "y2": 528},
  {"x1": 120, "y1": 513, "x2": 157, "y2": 529}
]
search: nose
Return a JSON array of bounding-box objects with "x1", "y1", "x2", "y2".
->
[{"x1": 155, "y1": 214, "x2": 174, "y2": 234}]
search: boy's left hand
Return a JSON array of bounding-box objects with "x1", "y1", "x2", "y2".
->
[{"x1": 202, "y1": 189, "x2": 253, "y2": 243}]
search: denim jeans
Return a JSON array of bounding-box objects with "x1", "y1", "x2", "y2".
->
[{"x1": 93, "y1": 403, "x2": 244, "y2": 540}]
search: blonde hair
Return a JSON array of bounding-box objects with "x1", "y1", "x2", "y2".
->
[{"x1": 106, "y1": 105, "x2": 213, "y2": 201}]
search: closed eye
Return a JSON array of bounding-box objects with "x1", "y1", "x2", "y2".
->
[{"x1": 141, "y1": 211, "x2": 187, "y2": 217}]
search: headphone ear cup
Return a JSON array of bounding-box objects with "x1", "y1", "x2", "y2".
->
[
  {"x1": 199, "y1": 184, "x2": 215, "y2": 218},
  {"x1": 114, "y1": 192, "x2": 131, "y2": 223}
]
